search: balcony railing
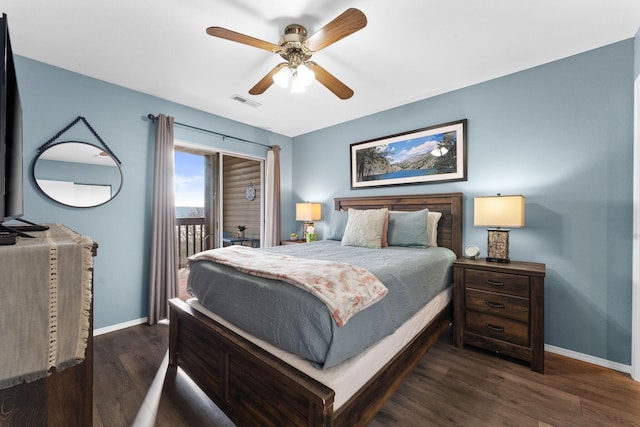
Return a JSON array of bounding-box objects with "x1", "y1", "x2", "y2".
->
[{"x1": 177, "y1": 217, "x2": 208, "y2": 268}]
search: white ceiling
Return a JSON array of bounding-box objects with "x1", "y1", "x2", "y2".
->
[{"x1": 2, "y1": 0, "x2": 640, "y2": 137}]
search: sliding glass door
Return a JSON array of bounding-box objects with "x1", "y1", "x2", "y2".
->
[{"x1": 174, "y1": 145, "x2": 263, "y2": 265}]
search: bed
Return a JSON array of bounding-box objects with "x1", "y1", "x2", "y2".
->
[{"x1": 168, "y1": 192, "x2": 463, "y2": 426}]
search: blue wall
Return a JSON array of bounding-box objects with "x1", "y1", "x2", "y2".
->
[
  {"x1": 636, "y1": 29, "x2": 640, "y2": 79},
  {"x1": 14, "y1": 57, "x2": 293, "y2": 330},
  {"x1": 292, "y1": 40, "x2": 635, "y2": 365}
]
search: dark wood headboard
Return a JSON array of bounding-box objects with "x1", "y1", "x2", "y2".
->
[{"x1": 334, "y1": 192, "x2": 463, "y2": 257}]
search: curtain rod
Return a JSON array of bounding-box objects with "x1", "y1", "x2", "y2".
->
[{"x1": 147, "y1": 114, "x2": 272, "y2": 149}]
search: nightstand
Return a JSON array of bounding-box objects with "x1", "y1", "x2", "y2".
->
[
  {"x1": 280, "y1": 239, "x2": 306, "y2": 245},
  {"x1": 453, "y1": 257, "x2": 546, "y2": 373}
]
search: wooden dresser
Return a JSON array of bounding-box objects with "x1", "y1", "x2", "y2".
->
[
  {"x1": 453, "y1": 257, "x2": 545, "y2": 373},
  {"x1": 0, "y1": 225, "x2": 96, "y2": 426}
]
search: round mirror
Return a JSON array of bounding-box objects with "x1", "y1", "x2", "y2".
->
[{"x1": 32, "y1": 141, "x2": 123, "y2": 208}]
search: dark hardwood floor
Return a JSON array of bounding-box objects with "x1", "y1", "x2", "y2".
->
[{"x1": 94, "y1": 323, "x2": 640, "y2": 426}]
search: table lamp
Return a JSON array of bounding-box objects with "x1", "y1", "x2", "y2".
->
[
  {"x1": 295, "y1": 202, "x2": 321, "y2": 240},
  {"x1": 474, "y1": 194, "x2": 524, "y2": 263}
]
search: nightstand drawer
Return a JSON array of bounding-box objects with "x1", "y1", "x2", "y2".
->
[
  {"x1": 465, "y1": 311, "x2": 529, "y2": 346},
  {"x1": 465, "y1": 268, "x2": 529, "y2": 297},
  {"x1": 465, "y1": 289, "x2": 529, "y2": 323}
]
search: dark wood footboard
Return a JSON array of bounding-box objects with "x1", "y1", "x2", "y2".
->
[
  {"x1": 169, "y1": 298, "x2": 335, "y2": 426},
  {"x1": 169, "y1": 298, "x2": 452, "y2": 427}
]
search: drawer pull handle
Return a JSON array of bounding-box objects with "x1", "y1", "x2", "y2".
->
[
  {"x1": 486, "y1": 323, "x2": 504, "y2": 332},
  {"x1": 486, "y1": 279, "x2": 504, "y2": 287},
  {"x1": 486, "y1": 300, "x2": 505, "y2": 309}
]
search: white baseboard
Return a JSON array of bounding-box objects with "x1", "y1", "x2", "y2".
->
[
  {"x1": 94, "y1": 317, "x2": 148, "y2": 336},
  {"x1": 545, "y1": 344, "x2": 632, "y2": 375}
]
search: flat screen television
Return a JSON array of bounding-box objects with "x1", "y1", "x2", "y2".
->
[{"x1": 0, "y1": 13, "x2": 26, "y2": 235}]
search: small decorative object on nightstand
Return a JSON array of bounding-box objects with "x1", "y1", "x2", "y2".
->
[
  {"x1": 464, "y1": 244, "x2": 480, "y2": 259},
  {"x1": 453, "y1": 257, "x2": 545, "y2": 373}
]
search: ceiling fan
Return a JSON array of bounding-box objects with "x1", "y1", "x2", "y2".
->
[{"x1": 206, "y1": 8, "x2": 367, "y2": 99}]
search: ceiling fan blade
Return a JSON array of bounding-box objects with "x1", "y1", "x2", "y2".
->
[
  {"x1": 306, "y1": 62, "x2": 354, "y2": 99},
  {"x1": 206, "y1": 27, "x2": 281, "y2": 52},
  {"x1": 249, "y1": 63, "x2": 288, "y2": 95},
  {"x1": 305, "y1": 8, "x2": 367, "y2": 52}
]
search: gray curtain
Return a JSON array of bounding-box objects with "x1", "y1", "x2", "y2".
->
[
  {"x1": 148, "y1": 114, "x2": 179, "y2": 324},
  {"x1": 264, "y1": 145, "x2": 281, "y2": 247}
]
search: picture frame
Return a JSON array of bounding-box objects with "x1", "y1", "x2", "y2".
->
[{"x1": 350, "y1": 119, "x2": 467, "y2": 189}]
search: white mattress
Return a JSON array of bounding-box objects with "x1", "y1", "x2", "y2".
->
[{"x1": 188, "y1": 286, "x2": 451, "y2": 410}]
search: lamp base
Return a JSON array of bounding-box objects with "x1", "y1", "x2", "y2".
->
[
  {"x1": 486, "y1": 228, "x2": 511, "y2": 263},
  {"x1": 302, "y1": 222, "x2": 314, "y2": 237}
]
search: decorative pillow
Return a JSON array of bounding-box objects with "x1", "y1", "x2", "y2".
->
[
  {"x1": 341, "y1": 208, "x2": 388, "y2": 249},
  {"x1": 387, "y1": 209, "x2": 429, "y2": 247},
  {"x1": 428, "y1": 211, "x2": 442, "y2": 247},
  {"x1": 325, "y1": 210, "x2": 349, "y2": 240}
]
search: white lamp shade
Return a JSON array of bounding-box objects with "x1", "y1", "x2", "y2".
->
[
  {"x1": 273, "y1": 66, "x2": 292, "y2": 88},
  {"x1": 296, "y1": 63, "x2": 315, "y2": 87},
  {"x1": 296, "y1": 202, "x2": 322, "y2": 221},
  {"x1": 474, "y1": 195, "x2": 524, "y2": 228}
]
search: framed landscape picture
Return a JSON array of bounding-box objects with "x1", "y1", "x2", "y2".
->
[{"x1": 350, "y1": 119, "x2": 467, "y2": 189}]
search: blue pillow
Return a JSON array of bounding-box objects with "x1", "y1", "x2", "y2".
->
[
  {"x1": 387, "y1": 209, "x2": 429, "y2": 247},
  {"x1": 325, "y1": 210, "x2": 348, "y2": 240}
]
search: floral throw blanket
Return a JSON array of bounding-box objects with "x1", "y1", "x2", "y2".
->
[{"x1": 188, "y1": 245, "x2": 388, "y2": 327}]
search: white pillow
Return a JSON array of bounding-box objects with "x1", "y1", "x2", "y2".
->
[
  {"x1": 341, "y1": 208, "x2": 388, "y2": 249},
  {"x1": 428, "y1": 211, "x2": 442, "y2": 247}
]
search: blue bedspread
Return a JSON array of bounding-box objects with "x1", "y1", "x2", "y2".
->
[{"x1": 187, "y1": 240, "x2": 455, "y2": 369}]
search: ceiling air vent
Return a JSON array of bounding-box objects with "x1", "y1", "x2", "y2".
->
[{"x1": 231, "y1": 94, "x2": 261, "y2": 108}]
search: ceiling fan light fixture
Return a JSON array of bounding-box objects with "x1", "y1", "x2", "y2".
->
[
  {"x1": 296, "y1": 63, "x2": 315, "y2": 87},
  {"x1": 290, "y1": 73, "x2": 307, "y2": 93},
  {"x1": 273, "y1": 66, "x2": 292, "y2": 88},
  {"x1": 212, "y1": 9, "x2": 366, "y2": 98}
]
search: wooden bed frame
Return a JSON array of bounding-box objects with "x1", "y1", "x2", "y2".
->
[{"x1": 168, "y1": 192, "x2": 463, "y2": 426}]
